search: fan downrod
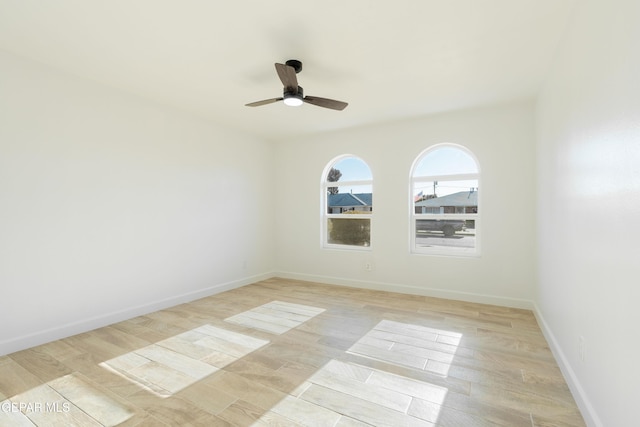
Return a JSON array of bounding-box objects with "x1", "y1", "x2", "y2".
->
[{"x1": 285, "y1": 59, "x2": 302, "y2": 74}]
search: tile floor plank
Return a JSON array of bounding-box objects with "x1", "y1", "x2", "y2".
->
[
  {"x1": 301, "y1": 384, "x2": 434, "y2": 427},
  {"x1": 309, "y1": 367, "x2": 413, "y2": 413}
]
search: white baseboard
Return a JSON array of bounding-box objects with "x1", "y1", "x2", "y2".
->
[
  {"x1": 0, "y1": 272, "x2": 275, "y2": 357},
  {"x1": 532, "y1": 303, "x2": 602, "y2": 427},
  {"x1": 276, "y1": 271, "x2": 534, "y2": 310}
]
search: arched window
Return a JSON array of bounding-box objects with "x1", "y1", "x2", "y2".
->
[
  {"x1": 411, "y1": 144, "x2": 480, "y2": 256},
  {"x1": 322, "y1": 155, "x2": 373, "y2": 249}
]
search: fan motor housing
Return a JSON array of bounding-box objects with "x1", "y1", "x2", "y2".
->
[{"x1": 284, "y1": 86, "x2": 303, "y2": 97}]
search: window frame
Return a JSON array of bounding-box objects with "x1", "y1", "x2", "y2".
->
[
  {"x1": 410, "y1": 144, "x2": 480, "y2": 257},
  {"x1": 321, "y1": 155, "x2": 373, "y2": 251}
]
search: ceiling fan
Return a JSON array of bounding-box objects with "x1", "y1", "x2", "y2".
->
[{"x1": 245, "y1": 60, "x2": 348, "y2": 111}]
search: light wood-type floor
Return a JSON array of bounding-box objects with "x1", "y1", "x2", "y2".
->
[{"x1": 0, "y1": 278, "x2": 585, "y2": 426}]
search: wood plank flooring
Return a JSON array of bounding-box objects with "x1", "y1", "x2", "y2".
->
[{"x1": 0, "y1": 278, "x2": 585, "y2": 426}]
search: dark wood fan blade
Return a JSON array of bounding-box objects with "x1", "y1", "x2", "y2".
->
[
  {"x1": 275, "y1": 63, "x2": 298, "y2": 92},
  {"x1": 303, "y1": 96, "x2": 348, "y2": 111},
  {"x1": 245, "y1": 97, "x2": 283, "y2": 107}
]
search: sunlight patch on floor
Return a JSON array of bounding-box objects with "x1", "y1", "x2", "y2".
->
[
  {"x1": 224, "y1": 300, "x2": 326, "y2": 334},
  {"x1": 253, "y1": 319, "x2": 460, "y2": 426},
  {"x1": 100, "y1": 324, "x2": 269, "y2": 398},
  {"x1": 1, "y1": 372, "x2": 134, "y2": 426},
  {"x1": 347, "y1": 319, "x2": 462, "y2": 376}
]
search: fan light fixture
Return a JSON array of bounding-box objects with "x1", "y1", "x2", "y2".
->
[
  {"x1": 283, "y1": 95, "x2": 303, "y2": 107},
  {"x1": 283, "y1": 87, "x2": 304, "y2": 107}
]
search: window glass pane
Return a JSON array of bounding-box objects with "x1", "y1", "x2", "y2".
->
[
  {"x1": 324, "y1": 156, "x2": 373, "y2": 249},
  {"x1": 329, "y1": 157, "x2": 373, "y2": 181},
  {"x1": 413, "y1": 146, "x2": 478, "y2": 177},
  {"x1": 411, "y1": 145, "x2": 479, "y2": 256},
  {"x1": 415, "y1": 219, "x2": 476, "y2": 249},
  {"x1": 327, "y1": 218, "x2": 371, "y2": 247}
]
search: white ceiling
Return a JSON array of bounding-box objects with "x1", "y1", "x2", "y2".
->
[{"x1": 0, "y1": 0, "x2": 578, "y2": 141}]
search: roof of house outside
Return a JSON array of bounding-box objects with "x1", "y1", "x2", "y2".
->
[
  {"x1": 415, "y1": 190, "x2": 478, "y2": 207},
  {"x1": 328, "y1": 193, "x2": 372, "y2": 207}
]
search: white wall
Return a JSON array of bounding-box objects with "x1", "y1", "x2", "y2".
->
[
  {"x1": 275, "y1": 102, "x2": 537, "y2": 307},
  {"x1": 536, "y1": 0, "x2": 640, "y2": 425},
  {"x1": 0, "y1": 52, "x2": 275, "y2": 355}
]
